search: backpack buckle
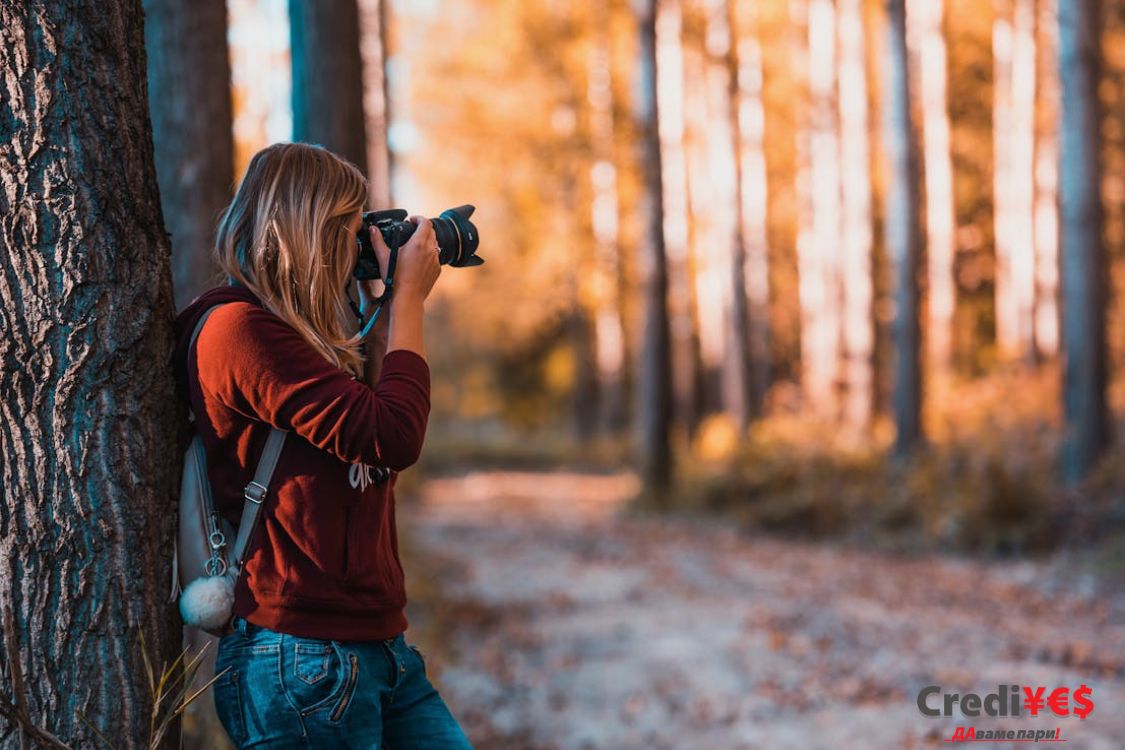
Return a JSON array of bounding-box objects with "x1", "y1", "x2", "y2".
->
[{"x1": 244, "y1": 481, "x2": 267, "y2": 504}]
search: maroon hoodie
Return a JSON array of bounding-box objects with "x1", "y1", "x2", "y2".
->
[{"x1": 173, "y1": 283, "x2": 430, "y2": 640}]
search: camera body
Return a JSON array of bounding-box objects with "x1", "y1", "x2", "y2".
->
[{"x1": 354, "y1": 204, "x2": 483, "y2": 281}]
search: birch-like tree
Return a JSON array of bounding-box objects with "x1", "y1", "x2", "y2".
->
[
  {"x1": 837, "y1": 0, "x2": 875, "y2": 430},
  {"x1": 906, "y1": 0, "x2": 957, "y2": 375},
  {"x1": 993, "y1": 0, "x2": 1038, "y2": 362}
]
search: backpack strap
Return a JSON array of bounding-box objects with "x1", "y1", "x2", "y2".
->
[
  {"x1": 230, "y1": 427, "x2": 286, "y2": 572},
  {"x1": 186, "y1": 302, "x2": 289, "y2": 576}
]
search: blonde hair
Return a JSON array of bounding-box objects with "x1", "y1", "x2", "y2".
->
[{"x1": 215, "y1": 142, "x2": 368, "y2": 378}]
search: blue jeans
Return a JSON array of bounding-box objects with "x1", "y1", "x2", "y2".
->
[{"x1": 212, "y1": 615, "x2": 474, "y2": 749}]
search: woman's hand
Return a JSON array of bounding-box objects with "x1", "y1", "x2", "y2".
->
[{"x1": 393, "y1": 216, "x2": 441, "y2": 302}]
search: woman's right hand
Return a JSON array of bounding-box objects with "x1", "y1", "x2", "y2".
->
[{"x1": 391, "y1": 216, "x2": 441, "y2": 302}]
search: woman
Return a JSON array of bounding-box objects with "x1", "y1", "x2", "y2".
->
[{"x1": 173, "y1": 142, "x2": 473, "y2": 748}]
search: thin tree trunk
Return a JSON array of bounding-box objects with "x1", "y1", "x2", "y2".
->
[
  {"x1": 1058, "y1": 0, "x2": 1109, "y2": 484},
  {"x1": 636, "y1": 0, "x2": 674, "y2": 497},
  {"x1": 733, "y1": 1, "x2": 772, "y2": 424},
  {"x1": 705, "y1": 0, "x2": 768, "y2": 434},
  {"x1": 907, "y1": 0, "x2": 957, "y2": 375},
  {"x1": 656, "y1": 0, "x2": 706, "y2": 439},
  {"x1": 290, "y1": 0, "x2": 368, "y2": 170},
  {"x1": 588, "y1": 0, "x2": 629, "y2": 436},
  {"x1": 358, "y1": 0, "x2": 393, "y2": 208},
  {"x1": 837, "y1": 0, "x2": 875, "y2": 431},
  {"x1": 1034, "y1": 0, "x2": 1061, "y2": 358},
  {"x1": 145, "y1": 0, "x2": 234, "y2": 311},
  {"x1": 0, "y1": 2, "x2": 182, "y2": 747},
  {"x1": 684, "y1": 34, "x2": 725, "y2": 416},
  {"x1": 884, "y1": 0, "x2": 924, "y2": 454},
  {"x1": 994, "y1": 0, "x2": 1038, "y2": 362},
  {"x1": 800, "y1": 0, "x2": 843, "y2": 417}
]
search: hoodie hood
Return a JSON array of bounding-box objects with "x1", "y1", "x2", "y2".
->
[{"x1": 173, "y1": 282, "x2": 264, "y2": 411}]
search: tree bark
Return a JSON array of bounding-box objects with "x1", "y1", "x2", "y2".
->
[
  {"x1": 290, "y1": 0, "x2": 369, "y2": 171},
  {"x1": 1058, "y1": 0, "x2": 1109, "y2": 484},
  {"x1": 636, "y1": 0, "x2": 674, "y2": 497},
  {"x1": 0, "y1": 2, "x2": 182, "y2": 748},
  {"x1": 144, "y1": 0, "x2": 234, "y2": 311},
  {"x1": 883, "y1": 0, "x2": 924, "y2": 455}
]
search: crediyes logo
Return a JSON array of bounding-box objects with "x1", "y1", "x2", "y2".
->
[
  {"x1": 918, "y1": 684, "x2": 1096, "y2": 744},
  {"x1": 917, "y1": 684, "x2": 1095, "y2": 719}
]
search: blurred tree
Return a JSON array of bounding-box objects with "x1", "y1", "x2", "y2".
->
[
  {"x1": 883, "y1": 0, "x2": 924, "y2": 454},
  {"x1": 0, "y1": 1, "x2": 182, "y2": 746},
  {"x1": 587, "y1": 0, "x2": 631, "y2": 435},
  {"x1": 838, "y1": 0, "x2": 876, "y2": 430},
  {"x1": 993, "y1": 0, "x2": 1039, "y2": 363},
  {"x1": 1058, "y1": 0, "x2": 1110, "y2": 483},
  {"x1": 358, "y1": 0, "x2": 393, "y2": 207},
  {"x1": 907, "y1": 0, "x2": 957, "y2": 376},
  {"x1": 800, "y1": 0, "x2": 844, "y2": 418},
  {"x1": 145, "y1": 0, "x2": 234, "y2": 310},
  {"x1": 635, "y1": 0, "x2": 674, "y2": 496},
  {"x1": 290, "y1": 0, "x2": 368, "y2": 171},
  {"x1": 657, "y1": 0, "x2": 707, "y2": 439},
  {"x1": 1033, "y1": 0, "x2": 1060, "y2": 359},
  {"x1": 699, "y1": 0, "x2": 769, "y2": 433}
]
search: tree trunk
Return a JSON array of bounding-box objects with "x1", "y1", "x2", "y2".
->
[
  {"x1": 1033, "y1": 0, "x2": 1060, "y2": 358},
  {"x1": 0, "y1": 2, "x2": 182, "y2": 747},
  {"x1": 837, "y1": 0, "x2": 875, "y2": 431},
  {"x1": 1058, "y1": 0, "x2": 1109, "y2": 484},
  {"x1": 144, "y1": 0, "x2": 234, "y2": 311},
  {"x1": 636, "y1": 0, "x2": 674, "y2": 497},
  {"x1": 587, "y1": 2, "x2": 629, "y2": 436},
  {"x1": 358, "y1": 0, "x2": 393, "y2": 208},
  {"x1": 800, "y1": 0, "x2": 843, "y2": 418},
  {"x1": 290, "y1": 0, "x2": 368, "y2": 171},
  {"x1": 883, "y1": 0, "x2": 924, "y2": 455},
  {"x1": 906, "y1": 0, "x2": 957, "y2": 375},
  {"x1": 993, "y1": 0, "x2": 1038, "y2": 362},
  {"x1": 703, "y1": 0, "x2": 769, "y2": 434},
  {"x1": 656, "y1": 0, "x2": 706, "y2": 440}
]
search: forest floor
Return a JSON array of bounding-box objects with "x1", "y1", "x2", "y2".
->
[{"x1": 399, "y1": 468, "x2": 1125, "y2": 750}]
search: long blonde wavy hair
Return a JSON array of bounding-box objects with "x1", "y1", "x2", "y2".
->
[{"x1": 215, "y1": 142, "x2": 368, "y2": 378}]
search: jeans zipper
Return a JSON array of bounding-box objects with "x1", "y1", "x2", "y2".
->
[{"x1": 329, "y1": 652, "x2": 359, "y2": 721}]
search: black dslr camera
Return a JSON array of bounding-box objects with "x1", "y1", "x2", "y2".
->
[{"x1": 354, "y1": 204, "x2": 483, "y2": 281}]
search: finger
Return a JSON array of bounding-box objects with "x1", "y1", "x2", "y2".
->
[
  {"x1": 409, "y1": 216, "x2": 434, "y2": 243},
  {"x1": 368, "y1": 226, "x2": 391, "y2": 275}
]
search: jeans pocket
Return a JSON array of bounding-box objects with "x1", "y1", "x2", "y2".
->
[
  {"x1": 294, "y1": 641, "x2": 333, "y2": 685},
  {"x1": 282, "y1": 635, "x2": 344, "y2": 717},
  {"x1": 212, "y1": 665, "x2": 248, "y2": 747}
]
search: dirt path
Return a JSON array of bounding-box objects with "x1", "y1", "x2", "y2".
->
[{"x1": 400, "y1": 469, "x2": 1125, "y2": 750}]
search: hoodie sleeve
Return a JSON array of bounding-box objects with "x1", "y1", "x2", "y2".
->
[{"x1": 193, "y1": 301, "x2": 430, "y2": 471}]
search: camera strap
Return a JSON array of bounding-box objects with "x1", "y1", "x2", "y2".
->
[{"x1": 354, "y1": 245, "x2": 399, "y2": 338}]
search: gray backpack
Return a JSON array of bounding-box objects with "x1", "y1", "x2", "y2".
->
[{"x1": 166, "y1": 302, "x2": 289, "y2": 637}]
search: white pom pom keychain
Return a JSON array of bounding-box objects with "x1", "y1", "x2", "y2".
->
[{"x1": 180, "y1": 573, "x2": 237, "y2": 632}]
